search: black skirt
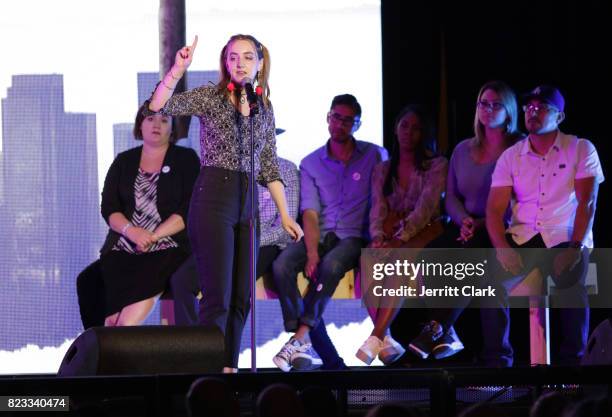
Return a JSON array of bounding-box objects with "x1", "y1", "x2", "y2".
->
[{"x1": 100, "y1": 248, "x2": 188, "y2": 316}]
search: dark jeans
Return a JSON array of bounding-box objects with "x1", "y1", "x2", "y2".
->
[
  {"x1": 481, "y1": 234, "x2": 590, "y2": 366},
  {"x1": 258, "y1": 244, "x2": 346, "y2": 369},
  {"x1": 188, "y1": 166, "x2": 258, "y2": 368},
  {"x1": 168, "y1": 256, "x2": 200, "y2": 326},
  {"x1": 76, "y1": 255, "x2": 199, "y2": 329},
  {"x1": 425, "y1": 223, "x2": 493, "y2": 329},
  {"x1": 272, "y1": 235, "x2": 362, "y2": 369}
]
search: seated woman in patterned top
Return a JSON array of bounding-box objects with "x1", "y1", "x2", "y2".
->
[
  {"x1": 100, "y1": 101, "x2": 200, "y2": 326},
  {"x1": 356, "y1": 104, "x2": 448, "y2": 365}
]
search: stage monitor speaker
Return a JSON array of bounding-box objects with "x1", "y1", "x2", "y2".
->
[
  {"x1": 57, "y1": 325, "x2": 224, "y2": 376},
  {"x1": 581, "y1": 318, "x2": 612, "y2": 366}
]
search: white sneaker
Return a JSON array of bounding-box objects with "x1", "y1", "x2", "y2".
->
[
  {"x1": 273, "y1": 338, "x2": 301, "y2": 372},
  {"x1": 378, "y1": 335, "x2": 406, "y2": 365},
  {"x1": 356, "y1": 336, "x2": 384, "y2": 365}
]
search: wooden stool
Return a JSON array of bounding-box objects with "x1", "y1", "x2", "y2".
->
[
  {"x1": 508, "y1": 261, "x2": 598, "y2": 365},
  {"x1": 255, "y1": 270, "x2": 357, "y2": 299},
  {"x1": 509, "y1": 269, "x2": 550, "y2": 365}
]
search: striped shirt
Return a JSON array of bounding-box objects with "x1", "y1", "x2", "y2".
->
[{"x1": 113, "y1": 169, "x2": 178, "y2": 253}]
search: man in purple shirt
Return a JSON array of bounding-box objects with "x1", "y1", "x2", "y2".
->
[{"x1": 271, "y1": 94, "x2": 386, "y2": 371}]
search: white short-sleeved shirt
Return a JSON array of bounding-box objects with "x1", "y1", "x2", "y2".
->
[{"x1": 491, "y1": 131, "x2": 604, "y2": 248}]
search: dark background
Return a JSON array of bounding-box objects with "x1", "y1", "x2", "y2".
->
[{"x1": 381, "y1": 0, "x2": 610, "y2": 366}]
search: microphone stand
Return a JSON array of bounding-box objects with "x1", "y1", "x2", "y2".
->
[{"x1": 247, "y1": 95, "x2": 259, "y2": 373}]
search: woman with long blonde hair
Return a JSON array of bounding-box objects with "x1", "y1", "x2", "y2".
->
[{"x1": 407, "y1": 80, "x2": 523, "y2": 363}]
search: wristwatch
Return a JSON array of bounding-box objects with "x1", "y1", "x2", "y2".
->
[{"x1": 568, "y1": 240, "x2": 585, "y2": 250}]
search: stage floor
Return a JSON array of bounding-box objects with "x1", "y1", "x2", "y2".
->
[{"x1": 1, "y1": 365, "x2": 610, "y2": 416}]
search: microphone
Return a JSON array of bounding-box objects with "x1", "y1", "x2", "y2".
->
[{"x1": 241, "y1": 77, "x2": 259, "y2": 115}]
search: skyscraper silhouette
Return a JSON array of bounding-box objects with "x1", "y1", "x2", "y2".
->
[
  {"x1": 0, "y1": 154, "x2": 4, "y2": 205},
  {"x1": 0, "y1": 74, "x2": 103, "y2": 349},
  {"x1": 113, "y1": 123, "x2": 136, "y2": 158}
]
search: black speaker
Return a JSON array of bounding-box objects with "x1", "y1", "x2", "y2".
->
[
  {"x1": 58, "y1": 325, "x2": 224, "y2": 376},
  {"x1": 581, "y1": 319, "x2": 612, "y2": 365}
]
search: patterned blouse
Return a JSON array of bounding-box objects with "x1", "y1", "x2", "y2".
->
[
  {"x1": 369, "y1": 156, "x2": 448, "y2": 242},
  {"x1": 113, "y1": 169, "x2": 178, "y2": 254},
  {"x1": 158, "y1": 86, "x2": 281, "y2": 185}
]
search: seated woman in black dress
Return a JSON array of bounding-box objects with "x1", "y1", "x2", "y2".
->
[{"x1": 99, "y1": 101, "x2": 200, "y2": 326}]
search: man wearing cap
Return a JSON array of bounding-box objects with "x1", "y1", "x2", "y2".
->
[{"x1": 485, "y1": 85, "x2": 604, "y2": 366}]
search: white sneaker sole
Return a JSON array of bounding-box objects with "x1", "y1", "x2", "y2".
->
[
  {"x1": 432, "y1": 341, "x2": 464, "y2": 359},
  {"x1": 356, "y1": 348, "x2": 376, "y2": 365},
  {"x1": 272, "y1": 356, "x2": 292, "y2": 372},
  {"x1": 379, "y1": 346, "x2": 406, "y2": 365}
]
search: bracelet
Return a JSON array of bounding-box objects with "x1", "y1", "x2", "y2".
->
[
  {"x1": 169, "y1": 67, "x2": 181, "y2": 80},
  {"x1": 161, "y1": 77, "x2": 175, "y2": 91},
  {"x1": 121, "y1": 222, "x2": 133, "y2": 236}
]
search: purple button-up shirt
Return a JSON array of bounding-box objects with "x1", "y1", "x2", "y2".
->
[{"x1": 300, "y1": 139, "x2": 387, "y2": 241}]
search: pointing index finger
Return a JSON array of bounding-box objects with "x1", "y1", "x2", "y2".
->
[{"x1": 191, "y1": 35, "x2": 198, "y2": 52}]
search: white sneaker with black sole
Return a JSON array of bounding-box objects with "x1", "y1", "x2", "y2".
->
[{"x1": 273, "y1": 337, "x2": 302, "y2": 372}]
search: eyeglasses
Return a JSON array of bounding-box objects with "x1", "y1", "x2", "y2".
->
[
  {"x1": 477, "y1": 100, "x2": 504, "y2": 112},
  {"x1": 329, "y1": 112, "x2": 359, "y2": 127},
  {"x1": 522, "y1": 103, "x2": 558, "y2": 114}
]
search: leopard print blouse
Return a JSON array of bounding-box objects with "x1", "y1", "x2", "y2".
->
[{"x1": 158, "y1": 86, "x2": 282, "y2": 185}]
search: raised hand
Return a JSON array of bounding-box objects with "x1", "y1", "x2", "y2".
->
[{"x1": 174, "y1": 35, "x2": 199, "y2": 72}]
